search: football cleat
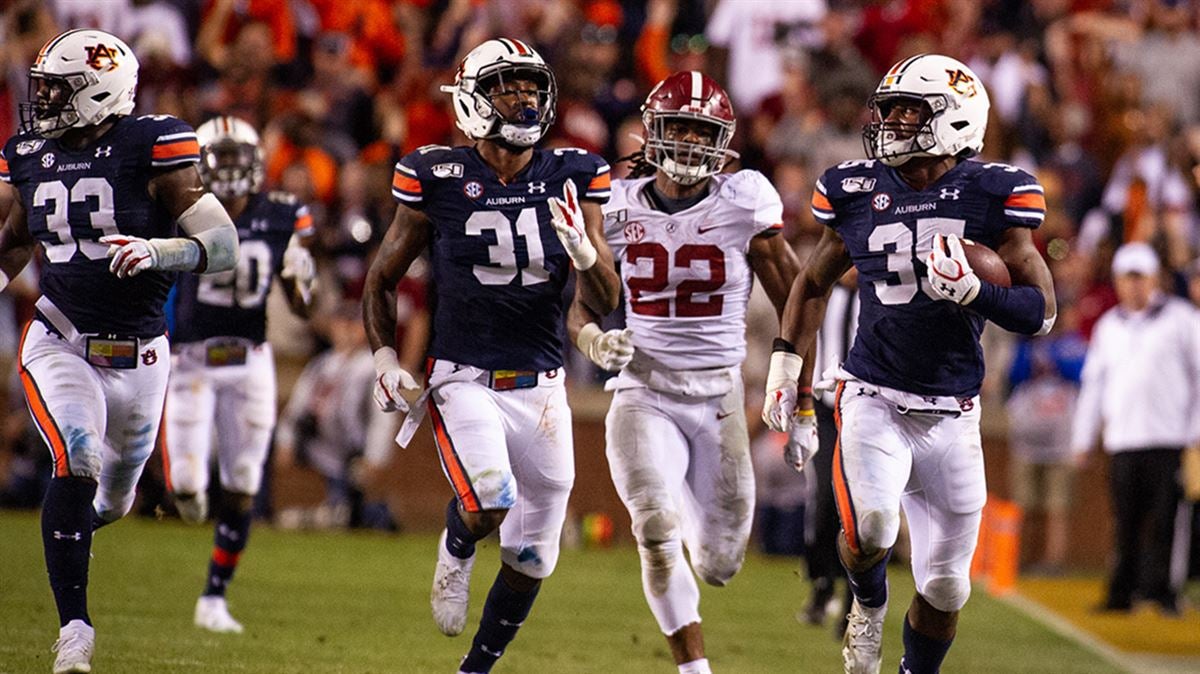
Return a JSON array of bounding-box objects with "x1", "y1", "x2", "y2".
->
[
  {"x1": 842, "y1": 598, "x2": 886, "y2": 674},
  {"x1": 431, "y1": 529, "x2": 475, "y2": 636},
  {"x1": 194, "y1": 595, "x2": 244, "y2": 634},
  {"x1": 52, "y1": 619, "x2": 94, "y2": 674}
]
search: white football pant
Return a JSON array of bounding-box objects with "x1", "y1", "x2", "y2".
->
[
  {"x1": 426, "y1": 358, "x2": 574, "y2": 580},
  {"x1": 833, "y1": 380, "x2": 986, "y2": 613},
  {"x1": 165, "y1": 341, "x2": 276, "y2": 496},
  {"x1": 18, "y1": 320, "x2": 170, "y2": 523},
  {"x1": 606, "y1": 372, "x2": 755, "y2": 635}
]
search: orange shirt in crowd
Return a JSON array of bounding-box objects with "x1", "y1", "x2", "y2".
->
[{"x1": 203, "y1": 0, "x2": 297, "y2": 62}]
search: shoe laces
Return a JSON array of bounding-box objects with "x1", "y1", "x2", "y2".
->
[
  {"x1": 52, "y1": 630, "x2": 92, "y2": 658},
  {"x1": 845, "y1": 608, "x2": 882, "y2": 650},
  {"x1": 436, "y1": 561, "x2": 471, "y2": 602}
]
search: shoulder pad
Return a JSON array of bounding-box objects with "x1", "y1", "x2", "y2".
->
[
  {"x1": 719, "y1": 169, "x2": 776, "y2": 210},
  {"x1": 137, "y1": 114, "x2": 200, "y2": 168},
  {"x1": 973, "y1": 160, "x2": 1041, "y2": 197},
  {"x1": 818, "y1": 159, "x2": 883, "y2": 202}
]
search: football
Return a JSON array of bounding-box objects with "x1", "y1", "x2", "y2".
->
[{"x1": 962, "y1": 239, "x2": 1011, "y2": 287}]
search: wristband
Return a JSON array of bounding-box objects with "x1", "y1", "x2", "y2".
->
[
  {"x1": 795, "y1": 408, "x2": 815, "y2": 417},
  {"x1": 576, "y1": 322, "x2": 603, "y2": 354},
  {"x1": 373, "y1": 346, "x2": 401, "y2": 377},
  {"x1": 772, "y1": 337, "x2": 797, "y2": 354}
]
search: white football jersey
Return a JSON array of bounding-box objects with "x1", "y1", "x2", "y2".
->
[{"x1": 604, "y1": 171, "x2": 783, "y2": 370}]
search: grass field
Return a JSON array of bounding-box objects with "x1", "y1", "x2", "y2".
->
[{"x1": 0, "y1": 511, "x2": 1123, "y2": 673}]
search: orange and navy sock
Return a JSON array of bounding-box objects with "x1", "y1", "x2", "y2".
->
[{"x1": 203, "y1": 508, "x2": 251, "y2": 597}]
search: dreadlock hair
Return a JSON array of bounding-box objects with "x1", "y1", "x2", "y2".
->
[{"x1": 617, "y1": 142, "x2": 657, "y2": 179}]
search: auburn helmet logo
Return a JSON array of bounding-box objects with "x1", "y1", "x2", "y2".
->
[
  {"x1": 84, "y1": 44, "x2": 119, "y2": 71},
  {"x1": 946, "y1": 69, "x2": 977, "y2": 97}
]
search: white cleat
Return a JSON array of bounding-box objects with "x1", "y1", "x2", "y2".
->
[
  {"x1": 194, "y1": 595, "x2": 244, "y2": 634},
  {"x1": 52, "y1": 620, "x2": 94, "y2": 674},
  {"x1": 842, "y1": 598, "x2": 886, "y2": 674},
  {"x1": 431, "y1": 529, "x2": 475, "y2": 636}
]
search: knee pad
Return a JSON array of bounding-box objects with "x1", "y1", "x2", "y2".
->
[
  {"x1": 637, "y1": 538, "x2": 701, "y2": 635},
  {"x1": 919, "y1": 575, "x2": 972, "y2": 612},
  {"x1": 693, "y1": 549, "x2": 744, "y2": 588},
  {"x1": 472, "y1": 468, "x2": 517, "y2": 511},
  {"x1": 93, "y1": 491, "x2": 135, "y2": 524},
  {"x1": 63, "y1": 430, "x2": 103, "y2": 480},
  {"x1": 855, "y1": 508, "x2": 901, "y2": 553}
]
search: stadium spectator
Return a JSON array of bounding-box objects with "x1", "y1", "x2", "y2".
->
[{"x1": 1072, "y1": 242, "x2": 1200, "y2": 615}]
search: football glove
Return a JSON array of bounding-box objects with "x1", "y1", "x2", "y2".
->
[
  {"x1": 784, "y1": 410, "x2": 819, "y2": 473},
  {"x1": 372, "y1": 347, "x2": 420, "y2": 414},
  {"x1": 926, "y1": 233, "x2": 980, "y2": 305},
  {"x1": 281, "y1": 239, "x2": 316, "y2": 302},
  {"x1": 101, "y1": 235, "x2": 159, "y2": 278},
  {"x1": 762, "y1": 350, "x2": 804, "y2": 432},
  {"x1": 577, "y1": 323, "x2": 634, "y2": 371},
  {"x1": 548, "y1": 179, "x2": 598, "y2": 270}
]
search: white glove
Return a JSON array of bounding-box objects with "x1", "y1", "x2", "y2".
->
[
  {"x1": 101, "y1": 235, "x2": 158, "y2": 278},
  {"x1": 372, "y1": 347, "x2": 420, "y2": 413},
  {"x1": 925, "y1": 233, "x2": 980, "y2": 305},
  {"x1": 762, "y1": 350, "x2": 804, "y2": 432},
  {"x1": 784, "y1": 410, "x2": 819, "y2": 473},
  {"x1": 577, "y1": 323, "x2": 634, "y2": 371},
  {"x1": 281, "y1": 240, "x2": 316, "y2": 301},
  {"x1": 548, "y1": 179, "x2": 597, "y2": 270}
]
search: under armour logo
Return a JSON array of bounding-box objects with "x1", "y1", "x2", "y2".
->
[
  {"x1": 95, "y1": 145, "x2": 112, "y2": 158},
  {"x1": 527, "y1": 181, "x2": 546, "y2": 194},
  {"x1": 53, "y1": 530, "x2": 82, "y2": 541},
  {"x1": 940, "y1": 282, "x2": 956, "y2": 297},
  {"x1": 939, "y1": 187, "x2": 960, "y2": 200}
]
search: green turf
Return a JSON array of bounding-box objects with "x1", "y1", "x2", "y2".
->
[{"x1": 0, "y1": 511, "x2": 1123, "y2": 673}]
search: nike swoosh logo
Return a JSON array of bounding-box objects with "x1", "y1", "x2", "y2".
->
[
  {"x1": 698, "y1": 225, "x2": 719, "y2": 234},
  {"x1": 716, "y1": 411, "x2": 733, "y2": 420}
]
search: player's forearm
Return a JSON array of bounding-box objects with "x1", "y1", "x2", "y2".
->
[
  {"x1": 566, "y1": 298, "x2": 602, "y2": 347},
  {"x1": 362, "y1": 274, "x2": 399, "y2": 352},
  {"x1": 969, "y1": 282, "x2": 1046, "y2": 335},
  {"x1": 0, "y1": 242, "x2": 34, "y2": 292},
  {"x1": 779, "y1": 273, "x2": 831, "y2": 357},
  {"x1": 576, "y1": 263, "x2": 620, "y2": 316}
]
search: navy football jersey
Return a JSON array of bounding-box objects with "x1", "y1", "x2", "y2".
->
[
  {"x1": 811, "y1": 158, "x2": 1045, "y2": 397},
  {"x1": 0, "y1": 114, "x2": 200, "y2": 337},
  {"x1": 392, "y1": 144, "x2": 611, "y2": 371},
  {"x1": 171, "y1": 191, "x2": 312, "y2": 344}
]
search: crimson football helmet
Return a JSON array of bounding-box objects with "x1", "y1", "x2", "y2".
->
[{"x1": 641, "y1": 71, "x2": 738, "y2": 185}]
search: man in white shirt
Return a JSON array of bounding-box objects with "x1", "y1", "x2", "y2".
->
[{"x1": 1071, "y1": 242, "x2": 1200, "y2": 614}]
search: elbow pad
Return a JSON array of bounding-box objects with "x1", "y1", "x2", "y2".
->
[{"x1": 177, "y1": 192, "x2": 239, "y2": 273}]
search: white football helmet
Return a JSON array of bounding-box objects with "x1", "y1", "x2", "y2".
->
[
  {"x1": 195, "y1": 116, "x2": 265, "y2": 200},
  {"x1": 862, "y1": 54, "x2": 990, "y2": 167},
  {"x1": 21, "y1": 29, "x2": 139, "y2": 139},
  {"x1": 440, "y1": 38, "x2": 557, "y2": 147}
]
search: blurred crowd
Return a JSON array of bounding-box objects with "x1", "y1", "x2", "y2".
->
[{"x1": 1, "y1": 0, "x2": 1200, "y2": 577}]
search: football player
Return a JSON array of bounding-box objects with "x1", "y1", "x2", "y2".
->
[
  {"x1": 566, "y1": 71, "x2": 803, "y2": 674},
  {"x1": 762, "y1": 54, "x2": 1056, "y2": 674},
  {"x1": 0, "y1": 29, "x2": 239, "y2": 673},
  {"x1": 362, "y1": 38, "x2": 619, "y2": 674},
  {"x1": 166, "y1": 115, "x2": 315, "y2": 634}
]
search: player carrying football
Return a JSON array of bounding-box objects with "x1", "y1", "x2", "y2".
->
[
  {"x1": 166, "y1": 115, "x2": 316, "y2": 634},
  {"x1": 0, "y1": 29, "x2": 239, "y2": 673},
  {"x1": 566, "y1": 71, "x2": 803, "y2": 674},
  {"x1": 362, "y1": 38, "x2": 619, "y2": 674},
  {"x1": 762, "y1": 54, "x2": 1056, "y2": 674}
]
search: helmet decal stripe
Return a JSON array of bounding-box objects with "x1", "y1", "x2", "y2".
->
[
  {"x1": 35, "y1": 29, "x2": 85, "y2": 67},
  {"x1": 894, "y1": 53, "x2": 926, "y2": 79},
  {"x1": 511, "y1": 39, "x2": 531, "y2": 56},
  {"x1": 691, "y1": 71, "x2": 703, "y2": 103},
  {"x1": 497, "y1": 38, "x2": 516, "y2": 55}
]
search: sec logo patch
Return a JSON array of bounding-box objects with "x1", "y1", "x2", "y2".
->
[
  {"x1": 871, "y1": 193, "x2": 891, "y2": 211},
  {"x1": 623, "y1": 221, "x2": 645, "y2": 243},
  {"x1": 463, "y1": 181, "x2": 483, "y2": 200}
]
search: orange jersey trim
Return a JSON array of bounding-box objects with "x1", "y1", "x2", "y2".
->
[
  {"x1": 18, "y1": 322, "x2": 70, "y2": 478},
  {"x1": 1004, "y1": 193, "x2": 1046, "y2": 210},
  {"x1": 294, "y1": 213, "x2": 313, "y2": 232},
  {"x1": 429, "y1": 400, "x2": 480, "y2": 512},
  {"x1": 152, "y1": 139, "x2": 200, "y2": 160},
  {"x1": 830, "y1": 382, "x2": 860, "y2": 555},
  {"x1": 812, "y1": 190, "x2": 834, "y2": 212},
  {"x1": 392, "y1": 173, "x2": 422, "y2": 194},
  {"x1": 587, "y1": 172, "x2": 611, "y2": 192}
]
